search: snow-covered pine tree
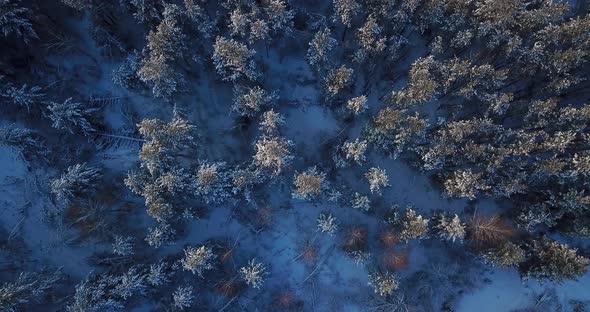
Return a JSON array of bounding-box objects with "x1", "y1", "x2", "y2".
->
[
  {"x1": 259, "y1": 109, "x2": 285, "y2": 135},
  {"x1": 193, "y1": 161, "x2": 231, "y2": 204},
  {"x1": 136, "y1": 117, "x2": 195, "y2": 174},
  {"x1": 522, "y1": 239, "x2": 589, "y2": 283},
  {"x1": 367, "y1": 271, "x2": 399, "y2": 297},
  {"x1": 482, "y1": 242, "x2": 525, "y2": 268},
  {"x1": 264, "y1": 0, "x2": 294, "y2": 37},
  {"x1": 354, "y1": 15, "x2": 386, "y2": 63},
  {"x1": 51, "y1": 163, "x2": 102, "y2": 203},
  {"x1": 434, "y1": 213, "x2": 466, "y2": 242},
  {"x1": 112, "y1": 235, "x2": 134, "y2": 256},
  {"x1": 332, "y1": 0, "x2": 361, "y2": 28},
  {"x1": 393, "y1": 56, "x2": 439, "y2": 107},
  {"x1": 351, "y1": 192, "x2": 370, "y2": 211},
  {"x1": 0, "y1": 84, "x2": 44, "y2": 111},
  {"x1": 137, "y1": 3, "x2": 187, "y2": 99},
  {"x1": 0, "y1": 0, "x2": 37, "y2": 44},
  {"x1": 292, "y1": 166, "x2": 327, "y2": 200},
  {"x1": 324, "y1": 65, "x2": 353, "y2": 99},
  {"x1": 229, "y1": 6, "x2": 251, "y2": 38},
  {"x1": 240, "y1": 258, "x2": 268, "y2": 289},
  {"x1": 398, "y1": 208, "x2": 429, "y2": 241},
  {"x1": 112, "y1": 51, "x2": 144, "y2": 90},
  {"x1": 0, "y1": 126, "x2": 46, "y2": 160},
  {"x1": 317, "y1": 212, "x2": 338, "y2": 235},
  {"x1": 346, "y1": 95, "x2": 368, "y2": 115},
  {"x1": 172, "y1": 286, "x2": 194, "y2": 310},
  {"x1": 249, "y1": 18, "x2": 269, "y2": 44},
  {"x1": 145, "y1": 222, "x2": 176, "y2": 248},
  {"x1": 68, "y1": 266, "x2": 149, "y2": 312},
  {"x1": 365, "y1": 167, "x2": 389, "y2": 195},
  {"x1": 0, "y1": 270, "x2": 60, "y2": 312},
  {"x1": 253, "y1": 135, "x2": 293, "y2": 175},
  {"x1": 341, "y1": 139, "x2": 367, "y2": 165},
  {"x1": 443, "y1": 170, "x2": 491, "y2": 199},
  {"x1": 232, "y1": 85, "x2": 278, "y2": 117},
  {"x1": 146, "y1": 261, "x2": 170, "y2": 287},
  {"x1": 212, "y1": 36, "x2": 260, "y2": 82},
  {"x1": 307, "y1": 28, "x2": 337, "y2": 72},
  {"x1": 181, "y1": 245, "x2": 216, "y2": 277},
  {"x1": 184, "y1": 0, "x2": 213, "y2": 38},
  {"x1": 123, "y1": 0, "x2": 161, "y2": 26},
  {"x1": 47, "y1": 98, "x2": 96, "y2": 135},
  {"x1": 61, "y1": 0, "x2": 93, "y2": 11}
]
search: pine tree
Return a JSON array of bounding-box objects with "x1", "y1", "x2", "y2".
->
[
  {"x1": 351, "y1": 192, "x2": 370, "y2": 211},
  {"x1": 249, "y1": 19, "x2": 270, "y2": 44},
  {"x1": 341, "y1": 138, "x2": 367, "y2": 164},
  {"x1": 259, "y1": 109, "x2": 285, "y2": 135},
  {"x1": 0, "y1": 270, "x2": 60, "y2": 312},
  {"x1": 324, "y1": 65, "x2": 353, "y2": 99},
  {"x1": 366, "y1": 107, "x2": 428, "y2": 158},
  {"x1": 307, "y1": 28, "x2": 337, "y2": 71},
  {"x1": 522, "y1": 239, "x2": 589, "y2": 283},
  {"x1": 193, "y1": 161, "x2": 231, "y2": 204},
  {"x1": 172, "y1": 286, "x2": 194, "y2": 310},
  {"x1": 0, "y1": 84, "x2": 44, "y2": 111},
  {"x1": 51, "y1": 163, "x2": 102, "y2": 203},
  {"x1": 137, "y1": 4, "x2": 187, "y2": 99},
  {"x1": 365, "y1": 167, "x2": 389, "y2": 195},
  {"x1": 61, "y1": 0, "x2": 93, "y2": 11},
  {"x1": 443, "y1": 170, "x2": 490, "y2": 199},
  {"x1": 145, "y1": 222, "x2": 176, "y2": 248},
  {"x1": 232, "y1": 85, "x2": 278, "y2": 117},
  {"x1": 146, "y1": 262, "x2": 170, "y2": 287},
  {"x1": 0, "y1": 127, "x2": 46, "y2": 160},
  {"x1": 317, "y1": 212, "x2": 338, "y2": 235},
  {"x1": 398, "y1": 208, "x2": 429, "y2": 241},
  {"x1": 450, "y1": 30, "x2": 473, "y2": 49},
  {"x1": 157, "y1": 166, "x2": 193, "y2": 194},
  {"x1": 181, "y1": 245, "x2": 216, "y2": 277},
  {"x1": 367, "y1": 271, "x2": 399, "y2": 297},
  {"x1": 474, "y1": 0, "x2": 523, "y2": 29},
  {"x1": 124, "y1": 0, "x2": 161, "y2": 25},
  {"x1": 230, "y1": 167, "x2": 263, "y2": 203},
  {"x1": 47, "y1": 98, "x2": 96, "y2": 135},
  {"x1": 240, "y1": 258, "x2": 268, "y2": 289},
  {"x1": 434, "y1": 213, "x2": 466, "y2": 242},
  {"x1": 229, "y1": 7, "x2": 250, "y2": 38},
  {"x1": 346, "y1": 95, "x2": 368, "y2": 115},
  {"x1": 68, "y1": 266, "x2": 148, "y2": 312},
  {"x1": 113, "y1": 267, "x2": 146, "y2": 299},
  {"x1": 482, "y1": 242, "x2": 525, "y2": 268},
  {"x1": 292, "y1": 166, "x2": 326, "y2": 200},
  {"x1": 253, "y1": 135, "x2": 293, "y2": 175},
  {"x1": 332, "y1": 0, "x2": 361, "y2": 28},
  {"x1": 0, "y1": 0, "x2": 37, "y2": 44},
  {"x1": 112, "y1": 52, "x2": 143, "y2": 90},
  {"x1": 127, "y1": 117, "x2": 197, "y2": 224},
  {"x1": 184, "y1": 0, "x2": 213, "y2": 38},
  {"x1": 136, "y1": 117, "x2": 195, "y2": 173},
  {"x1": 354, "y1": 15, "x2": 386, "y2": 63},
  {"x1": 264, "y1": 0, "x2": 294, "y2": 36},
  {"x1": 393, "y1": 56, "x2": 439, "y2": 107},
  {"x1": 212, "y1": 36, "x2": 260, "y2": 82},
  {"x1": 68, "y1": 276, "x2": 123, "y2": 312},
  {"x1": 112, "y1": 236, "x2": 134, "y2": 256}
]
